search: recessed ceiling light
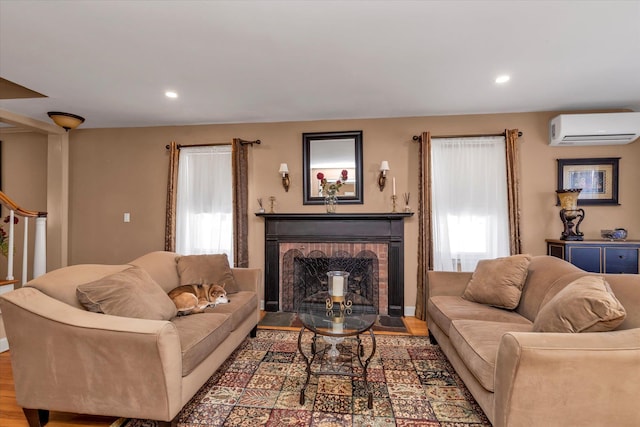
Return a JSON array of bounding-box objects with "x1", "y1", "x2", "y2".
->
[
  {"x1": 495, "y1": 75, "x2": 510, "y2": 84},
  {"x1": 165, "y1": 91, "x2": 178, "y2": 98}
]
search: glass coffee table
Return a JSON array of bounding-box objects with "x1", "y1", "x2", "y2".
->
[{"x1": 297, "y1": 291, "x2": 378, "y2": 409}]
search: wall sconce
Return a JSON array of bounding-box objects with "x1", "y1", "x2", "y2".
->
[
  {"x1": 556, "y1": 189, "x2": 585, "y2": 241},
  {"x1": 279, "y1": 163, "x2": 290, "y2": 192},
  {"x1": 47, "y1": 111, "x2": 85, "y2": 131},
  {"x1": 378, "y1": 161, "x2": 389, "y2": 191}
]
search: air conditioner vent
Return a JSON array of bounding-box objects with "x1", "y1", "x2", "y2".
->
[{"x1": 549, "y1": 112, "x2": 640, "y2": 146}]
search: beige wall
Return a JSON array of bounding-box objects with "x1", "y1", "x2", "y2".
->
[{"x1": 2, "y1": 111, "x2": 639, "y2": 312}]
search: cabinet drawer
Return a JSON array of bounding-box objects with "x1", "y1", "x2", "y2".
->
[
  {"x1": 568, "y1": 247, "x2": 601, "y2": 273},
  {"x1": 605, "y1": 248, "x2": 639, "y2": 274}
]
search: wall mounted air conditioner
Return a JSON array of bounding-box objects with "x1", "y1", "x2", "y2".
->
[{"x1": 549, "y1": 112, "x2": 640, "y2": 146}]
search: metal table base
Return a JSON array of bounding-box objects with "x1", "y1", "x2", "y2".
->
[{"x1": 297, "y1": 327, "x2": 377, "y2": 409}]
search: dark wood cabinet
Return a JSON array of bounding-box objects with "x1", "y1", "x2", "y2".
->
[{"x1": 546, "y1": 239, "x2": 640, "y2": 274}]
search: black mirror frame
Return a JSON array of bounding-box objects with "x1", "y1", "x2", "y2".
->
[{"x1": 302, "y1": 130, "x2": 364, "y2": 205}]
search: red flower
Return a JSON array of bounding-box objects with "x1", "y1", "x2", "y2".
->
[
  {"x1": 341, "y1": 170, "x2": 348, "y2": 179},
  {"x1": 316, "y1": 172, "x2": 325, "y2": 180}
]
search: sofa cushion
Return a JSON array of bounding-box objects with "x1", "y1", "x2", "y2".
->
[
  {"x1": 428, "y1": 296, "x2": 532, "y2": 338},
  {"x1": 177, "y1": 254, "x2": 239, "y2": 294},
  {"x1": 462, "y1": 254, "x2": 532, "y2": 310},
  {"x1": 533, "y1": 276, "x2": 626, "y2": 333},
  {"x1": 76, "y1": 266, "x2": 178, "y2": 320},
  {"x1": 26, "y1": 264, "x2": 130, "y2": 309},
  {"x1": 603, "y1": 273, "x2": 640, "y2": 330},
  {"x1": 172, "y1": 313, "x2": 232, "y2": 376},
  {"x1": 204, "y1": 291, "x2": 258, "y2": 331},
  {"x1": 449, "y1": 320, "x2": 534, "y2": 392},
  {"x1": 129, "y1": 251, "x2": 181, "y2": 293},
  {"x1": 516, "y1": 256, "x2": 585, "y2": 321}
]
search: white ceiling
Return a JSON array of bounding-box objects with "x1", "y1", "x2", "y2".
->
[{"x1": 1, "y1": 0, "x2": 639, "y2": 129}]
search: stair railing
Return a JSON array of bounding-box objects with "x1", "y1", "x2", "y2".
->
[{"x1": 0, "y1": 191, "x2": 47, "y2": 286}]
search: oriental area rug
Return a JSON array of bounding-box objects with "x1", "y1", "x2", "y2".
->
[{"x1": 118, "y1": 330, "x2": 490, "y2": 427}]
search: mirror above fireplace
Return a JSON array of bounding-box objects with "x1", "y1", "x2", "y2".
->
[{"x1": 302, "y1": 130, "x2": 364, "y2": 205}]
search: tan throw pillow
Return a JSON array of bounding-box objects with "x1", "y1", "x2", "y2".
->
[
  {"x1": 533, "y1": 276, "x2": 626, "y2": 333},
  {"x1": 76, "y1": 266, "x2": 177, "y2": 320},
  {"x1": 176, "y1": 254, "x2": 239, "y2": 294},
  {"x1": 462, "y1": 254, "x2": 532, "y2": 310}
]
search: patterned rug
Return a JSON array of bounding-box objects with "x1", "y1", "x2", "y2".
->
[{"x1": 120, "y1": 330, "x2": 490, "y2": 426}]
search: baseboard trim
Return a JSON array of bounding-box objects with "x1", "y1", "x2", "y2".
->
[
  {"x1": 404, "y1": 306, "x2": 416, "y2": 317},
  {"x1": 0, "y1": 337, "x2": 9, "y2": 353}
]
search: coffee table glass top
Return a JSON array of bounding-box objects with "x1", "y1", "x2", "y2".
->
[{"x1": 297, "y1": 291, "x2": 378, "y2": 337}]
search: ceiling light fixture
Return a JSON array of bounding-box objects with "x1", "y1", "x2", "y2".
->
[
  {"x1": 47, "y1": 111, "x2": 85, "y2": 131},
  {"x1": 495, "y1": 75, "x2": 510, "y2": 84},
  {"x1": 165, "y1": 91, "x2": 178, "y2": 98}
]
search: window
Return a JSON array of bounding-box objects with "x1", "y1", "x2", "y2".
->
[
  {"x1": 431, "y1": 136, "x2": 510, "y2": 271},
  {"x1": 175, "y1": 145, "x2": 234, "y2": 264}
]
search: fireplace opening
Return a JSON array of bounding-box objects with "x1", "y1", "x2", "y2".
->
[
  {"x1": 279, "y1": 245, "x2": 383, "y2": 313},
  {"x1": 291, "y1": 256, "x2": 378, "y2": 311}
]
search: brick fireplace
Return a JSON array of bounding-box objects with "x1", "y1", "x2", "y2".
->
[{"x1": 257, "y1": 213, "x2": 412, "y2": 316}]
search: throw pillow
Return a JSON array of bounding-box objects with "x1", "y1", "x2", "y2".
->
[
  {"x1": 533, "y1": 276, "x2": 626, "y2": 333},
  {"x1": 76, "y1": 266, "x2": 177, "y2": 320},
  {"x1": 462, "y1": 254, "x2": 532, "y2": 310},
  {"x1": 176, "y1": 253, "x2": 239, "y2": 294}
]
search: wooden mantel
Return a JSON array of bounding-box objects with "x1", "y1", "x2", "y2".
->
[{"x1": 256, "y1": 212, "x2": 413, "y2": 316}]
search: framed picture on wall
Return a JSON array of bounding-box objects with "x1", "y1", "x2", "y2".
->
[{"x1": 557, "y1": 157, "x2": 620, "y2": 205}]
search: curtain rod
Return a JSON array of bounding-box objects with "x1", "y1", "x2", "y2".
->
[
  {"x1": 165, "y1": 139, "x2": 261, "y2": 150},
  {"x1": 412, "y1": 131, "x2": 522, "y2": 142}
]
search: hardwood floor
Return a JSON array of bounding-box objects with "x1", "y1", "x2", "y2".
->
[{"x1": 0, "y1": 316, "x2": 428, "y2": 427}]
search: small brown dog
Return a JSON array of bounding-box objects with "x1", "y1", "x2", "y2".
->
[{"x1": 168, "y1": 283, "x2": 228, "y2": 316}]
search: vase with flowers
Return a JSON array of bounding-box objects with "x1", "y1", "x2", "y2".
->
[
  {"x1": 317, "y1": 170, "x2": 348, "y2": 213},
  {"x1": 0, "y1": 215, "x2": 19, "y2": 258}
]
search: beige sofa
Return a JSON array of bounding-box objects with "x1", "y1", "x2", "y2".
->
[
  {"x1": 427, "y1": 255, "x2": 640, "y2": 427},
  {"x1": 0, "y1": 251, "x2": 261, "y2": 427}
]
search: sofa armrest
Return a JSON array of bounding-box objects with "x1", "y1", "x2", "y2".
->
[
  {"x1": 427, "y1": 271, "x2": 472, "y2": 299},
  {"x1": 0, "y1": 287, "x2": 183, "y2": 421},
  {"x1": 494, "y1": 329, "x2": 640, "y2": 427},
  {"x1": 231, "y1": 267, "x2": 261, "y2": 293}
]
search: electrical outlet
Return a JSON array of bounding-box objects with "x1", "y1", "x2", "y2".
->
[{"x1": 124, "y1": 212, "x2": 130, "y2": 223}]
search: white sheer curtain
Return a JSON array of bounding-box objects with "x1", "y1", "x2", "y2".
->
[
  {"x1": 431, "y1": 136, "x2": 510, "y2": 272},
  {"x1": 176, "y1": 145, "x2": 234, "y2": 264}
]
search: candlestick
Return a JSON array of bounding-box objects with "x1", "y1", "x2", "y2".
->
[
  {"x1": 392, "y1": 177, "x2": 396, "y2": 196},
  {"x1": 332, "y1": 276, "x2": 344, "y2": 297},
  {"x1": 269, "y1": 196, "x2": 276, "y2": 213},
  {"x1": 391, "y1": 194, "x2": 397, "y2": 213}
]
